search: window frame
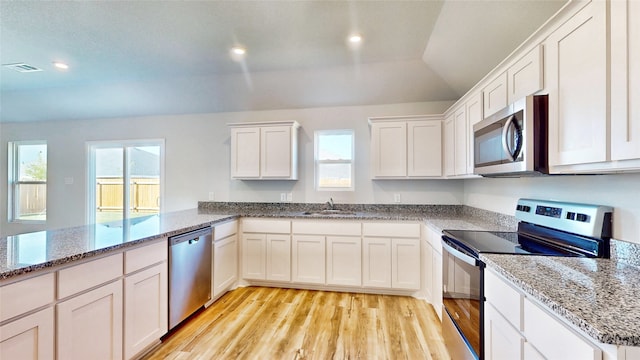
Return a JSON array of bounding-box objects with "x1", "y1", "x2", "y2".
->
[
  {"x1": 86, "y1": 139, "x2": 165, "y2": 225},
  {"x1": 314, "y1": 129, "x2": 355, "y2": 192},
  {"x1": 7, "y1": 140, "x2": 48, "y2": 223}
]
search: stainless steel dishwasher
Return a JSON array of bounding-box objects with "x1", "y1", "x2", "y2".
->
[{"x1": 168, "y1": 227, "x2": 212, "y2": 330}]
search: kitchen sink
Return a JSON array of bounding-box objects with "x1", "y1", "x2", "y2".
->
[{"x1": 301, "y1": 209, "x2": 356, "y2": 216}]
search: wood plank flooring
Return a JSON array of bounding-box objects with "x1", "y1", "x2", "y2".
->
[{"x1": 143, "y1": 286, "x2": 450, "y2": 360}]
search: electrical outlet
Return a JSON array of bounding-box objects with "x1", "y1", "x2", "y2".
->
[
  {"x1": 208, "y1": 192, "x2": 215, "y2": 201},
  {"x1": 280, "y1": 193, "x2": 287, "y2": 201},
  {"x1": 286, "y1": 193, "x2": 292, "y2": 202},
  {"x1": 394, "y1": 193, "x2": 401, "y2": 203}
]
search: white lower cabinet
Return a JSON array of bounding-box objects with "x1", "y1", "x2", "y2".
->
[
  {"x1": 57, "y1": 280, "x2": 124, "y2": 360},
  {"x1": 485, "y1": 303, "x2": 523, "y2": 360},
  {"x1": 241, "y1": 219, "x2": 291, "y2": 281},
  {"x1": 266, "y1": 234, "x2": 292, "y2": 282},
  {"x1": 391, "y1": 238, "x2": 420, "y2": 290},
  {"x1": 362, "y1": 237, "x2": 392, "y2": 288},
  {"x1": 123, "y1": 264, "x2": 168, "y2": 360},
  {"x1": 0, "y1": 307, "x2": 54, "y2": 360},
  {"x1": 213, "y1": 234, "x2": 238, "y2": 298},
  {"x1": 326, "y1": 236, "x2": 361, "y2": 287},
  {"x1": 362, "y1": 222, "x2": 421, "y2": 291},
  {"x1": 481, "y1": 269, "x2": 640, "y2": 360},
  {"x1": 292, "y1": 235, "x2": 326, "y2": 284},
  {"x1": 424, "y1": 225, "x2": 443, "y2": 321}
]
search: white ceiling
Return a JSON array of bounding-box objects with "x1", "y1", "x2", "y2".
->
[{"x1": 0, "y1": 0, "x2": 566, "y2": 123}]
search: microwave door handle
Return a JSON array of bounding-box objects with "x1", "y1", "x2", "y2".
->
[
  {"x1": 441, "y1": 240, "x2": 478, "y2": 266},
  {"x1": 501, "y1": 115, "x2": 517, "y2": 161}
]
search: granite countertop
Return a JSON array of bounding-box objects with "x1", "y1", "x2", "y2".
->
[
  {"x1": 1, "y1": 203, "x2": 515, "y2": 281},
  {"x1": 0, "y1": 209, "x2": 236, "y2": 280},
  {"x1": 482, "y1": 253, "x2": 640, "y2": 346}
]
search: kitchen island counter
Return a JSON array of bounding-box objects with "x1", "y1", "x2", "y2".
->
[{"x1": 0, "y1": 209, "x2": 236, "y2": 280}]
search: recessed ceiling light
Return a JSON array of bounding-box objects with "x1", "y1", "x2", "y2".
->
[
  {"x1": 231, "y1": 47, "x2": 246, "y2": 56},
  {"x1": 53, "y1": 62, "x2": 69, "y2": 70},
  {"x1": 348, "y1": 34, "x2": 363, "y2": 43}
]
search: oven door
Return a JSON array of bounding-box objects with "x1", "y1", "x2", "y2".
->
[{"x1": 441, "y1": 236, "x2": 484, "y2": 360}]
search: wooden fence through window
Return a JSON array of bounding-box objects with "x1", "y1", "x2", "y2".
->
[{"x1": 96, "y1": 177, "x2": 160, "y2": 214}]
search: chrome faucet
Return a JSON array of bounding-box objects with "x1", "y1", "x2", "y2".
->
[{"x1": 326, "y1": 197, "x2": 335, "y2": 210}]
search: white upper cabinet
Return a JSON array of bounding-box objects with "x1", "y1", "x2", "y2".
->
[
  {"x1": 229, "y1": 121, "x2": 299, "y2": 180},
  {"x1": 465, "y1": 93, "x2": 483, "y2": 174},
  {"x1": 546, "y1": 1, "x2": 608, "y2": 167},
  {"x1": 443, "y1": 102, "x2": 478, "y2": 178},
  {"x1": 611, "y1": 0, "x2": 640, "y2": 161},
  {"x1": 507, "y1": 45, "x2": 544, "y2": 105},
  {"x1": 369, "y1": 116, "x2": 442, "y2": 179},
  {"x1": 484, "y1": 45, "x2": 543, "y2": 120},
  {"x1": 483, "y1": 72, "x2": 508, "y2": 118},
  {"x1": 443, "y1": 113, "x2": 455, "y2": 177},
  {"x1": 454, "y1": 106, "x2": 467, "y2": 176}
]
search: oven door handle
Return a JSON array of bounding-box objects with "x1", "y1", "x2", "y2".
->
[{"x1": 441, "y1": 239, "x2": 478, "y2": 266}]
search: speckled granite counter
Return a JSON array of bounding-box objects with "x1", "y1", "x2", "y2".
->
[
  {"x1": 2, "y1": 202, "x2": 515, "y2": 281},
  {"x1": 0, "y1": 209, "x2": 236, "y2": 280},
  {"x1": 482, "y1": 253, "x2": 640, "y2": 346}
]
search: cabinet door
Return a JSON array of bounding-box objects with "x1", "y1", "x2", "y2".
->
[
  {"x1": 124, "y1": 263, "x2": 168, "y2": 360},
  {"x1": 466, "y1": 93, "x2": 483, "y2": 174},
  {"x1": 261, "y1": 126, "x2": 293, "y2": 178},
  {"x1": 326, "y1": 236, "x2": 362, "y2": 286},
  {"x1": 57, "y1": 280, "x2": 123, "y2": 360},
  {"x1": 266, "y1": 234, "x2": 291, "y2": 282},
  {"x1": 421, "y1": 237, "x2": 433, "y2": 303},
  {"x1": 524, "y1": 298, "x2": 601, "y2": 360},
  {"x1": 242, "y1": 233, "x2": 266, "y2": 280},
  {"x1": 213, "y1": 235, "x2": 238, "y2": 298},
  {"x1": 507, "y1": 45, "x2": 543, "y2": 105},
  {"x1": 443, "y1": 114, "x2": 455, "y2": 177},
  {"x1": 408, "y1": 121, "x2": 442, "y2": 177},
  {"x1": 362, "y1": 237, "x2": 391, "y2": 288},
  {"x1": 485, "y1": 304, "x2": 524, "y2": 360},
  {"x1": 0, "y1": 307, "x2": 54, "y2": 360},
  {"x1": 611, "y1": 0, "x2": 640, "y2": 161},
  {"x1": 546, "y1": 1, "x2": 608, "y2": 167},
  {"x1": 454, "y1": 106, "x2": 467, "y2": 176},
  {"x1": 432, "y1": 247, "x2": 443, "y2": 321},
  {"x1": 483, "y1": 72, "x2": 508, "y2": 117},
  {"x1": 292, "y1": 235, "x2": 326, "y2": 284},
  {"x1": 391, "y1": 238, "x2": 420, "y2": 290},
  {"x1": 371, "y1": 121, "x2": 407, "y2": 177},
  {"x1": 230, "y1": 127, "x2": 261, "y2": 178}
]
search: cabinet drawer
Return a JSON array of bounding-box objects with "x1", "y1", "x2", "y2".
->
[
  {"x1": 214, "y1": 220, "x2": 238, "y2": 241},
  {"x1": 363, "y1": 222, "x2": 420, "y2": 238},
  {"x1": 58, "y1": 253, "x2": 123, "y2": 299},
  {"x1": 523, "y1": 298, "x2": 601, "y2": 360},
  {"x1": 242, "y1": 219, "x2": 290, "y2": 234},
  {"x1": 485, "y1": 270, "x2": 523, "y2": 330},
  {"x1": 0, "y1": 273, "x2": 55, "y2": 322},
  {"x1": 292, "y1": 220, "x2": 361, "y2": 236},
  {"x1": 125, "y1": 240, "x2": 167, "y2": 274}
]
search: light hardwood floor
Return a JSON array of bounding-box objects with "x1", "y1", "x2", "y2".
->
[{"x1": 143, "y1": 286, "x2": 450, "y2": 360}]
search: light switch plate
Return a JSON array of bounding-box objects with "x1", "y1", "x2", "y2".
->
[
  {"x1": 280, "y1": 193, "x2": 287, "y2": 201},
  {"x1": 394, "y1": 193, "x2": 401, "y2": 203},
  {"x1": 286, "y1": 193, "x2": 292, "y2": 202}
]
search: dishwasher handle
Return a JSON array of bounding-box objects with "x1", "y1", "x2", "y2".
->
[{"x1": 169, "y1": 227, "x2": 212, "y2": 246}]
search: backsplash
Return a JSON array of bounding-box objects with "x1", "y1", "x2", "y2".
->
[{"x1": 610, "y1": 240, "x2": 640, "y2": 268}]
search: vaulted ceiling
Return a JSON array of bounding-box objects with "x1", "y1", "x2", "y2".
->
[{"x1": 0, "y1": 0, "x2": 566, "y2": 123}]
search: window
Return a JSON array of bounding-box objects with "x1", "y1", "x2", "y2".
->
[
  {"x1": 314, "y1": 130, "x2": 354, "y2": 191},
  {"x1": 88, "y1": 140, "x2": 164, "y2": 224},
  {"x1": 8, "y1": 141, "x2": 47, "y2": 222}
]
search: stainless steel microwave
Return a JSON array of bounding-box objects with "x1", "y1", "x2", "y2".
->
[{"x1": 473, "y1": 95, "x2": 548, "y2": 177}]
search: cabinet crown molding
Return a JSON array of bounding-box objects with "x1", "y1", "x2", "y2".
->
[
  {"x1": 227, "y1": 120, "x2": 300, "y2": 128},
  {"x1": 368, "y1": 114, "x2": 443, "y2": 126}
]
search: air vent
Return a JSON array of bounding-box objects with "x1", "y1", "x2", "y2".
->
[{"x1": 3, "y1": 63, "x2": 43, "y2": 73}]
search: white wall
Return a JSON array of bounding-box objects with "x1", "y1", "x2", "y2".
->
[
  {"x1": 464, "y1": 174, "x2": 640, "y2": 243},
  {"x1": 0, "y1": 100, "x2": 462, "y2": 236}
]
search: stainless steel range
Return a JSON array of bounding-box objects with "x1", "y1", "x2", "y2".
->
[{"x1": 440, "y1": 198, "x2": 613, "y2": 360}]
